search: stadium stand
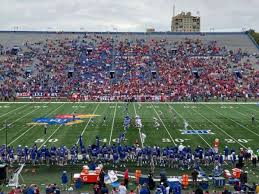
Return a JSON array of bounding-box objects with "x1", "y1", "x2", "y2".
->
[
  {"x1": 0, "y1": 31, "x2": 258, "y2": 102},
  {"x1": 1, "y1": 30, "x2": 259, "y2": 194}
]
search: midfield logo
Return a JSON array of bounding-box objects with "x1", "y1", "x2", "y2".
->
[{"x1": 28, "y1": 114, "x2": 100, "y2": 126}]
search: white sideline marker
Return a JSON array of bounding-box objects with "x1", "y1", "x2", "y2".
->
[
  {"x1": 108, "y1": 103, "x2": 117, "y2": 145},
  {"x1": 76, "y1": 103, "x2": 100, "y2": 144}
]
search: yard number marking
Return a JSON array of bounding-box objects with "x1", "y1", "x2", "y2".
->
[
  {"x1": 224, "y1": 139, "x2": 251, "y2": 144},
  {"x1": 162, "y1": 138, "x2": 189, "y2": 143},
  {"x1": 35, "y1": 138, "x2": 58, "y2": 143}
]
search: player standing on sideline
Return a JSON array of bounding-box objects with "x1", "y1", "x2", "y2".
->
[
  {"x1": 153, "y1": 117, "x2": 160, "y2": 130},
  {"x1": 184, "y1": 120, "x2": 189, "y2": 130},
  {"x1": 124, "y1": 115, "x2": 131, "y2": 131},
  {"x1": 44, "y1": 125, "x2": 48, "y2": 135},
  {"x1": 125, "y1": 103, "x2": 129, "y2": 113},
  {"x1": 102, "y1": 116, "x2": 107, "y2": 126},
  {"x1": 169, "y1": 105, "x2": 173, "y2": 112},
  {"x1": 138, "y1": 103, "x2": 142, "y2": 110},
  {"x1": 91, "y1": 118, "x2": 95, "y2": 126},
  {"x1": 252, "y1": 113, "x2": 255, "y2": 124},
  {"x1": 72, "y1": 112, "x2": 76, "y2": 121}
]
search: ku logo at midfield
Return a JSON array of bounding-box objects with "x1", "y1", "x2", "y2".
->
[{"x1": 28, "y1": 114, "x2": 100, "y2": 126}]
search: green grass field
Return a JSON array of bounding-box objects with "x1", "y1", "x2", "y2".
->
[{"x1": 0, "y1": 102, "x2": 258, "y2": 151}]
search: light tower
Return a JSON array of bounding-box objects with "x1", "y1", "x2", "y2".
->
[{"x1": 173, "y1": 3, "x2": 176, "y2": 18}]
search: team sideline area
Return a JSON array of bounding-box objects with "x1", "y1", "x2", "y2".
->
[{"x1": 0, "y1": 102, "x2": 259, "y2": 193}]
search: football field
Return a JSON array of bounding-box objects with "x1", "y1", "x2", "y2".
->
[{"x1": 0, "y1": 102, "x2": 258, "y2": 151}]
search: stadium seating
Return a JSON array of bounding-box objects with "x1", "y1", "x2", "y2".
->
[{"x1": 0, "y1": 31, "x2": 258, "y2": 101}]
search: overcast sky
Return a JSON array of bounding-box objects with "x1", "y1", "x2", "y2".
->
[{"x1": 0, "y1": 0, "x2": 258, "y2": 32}]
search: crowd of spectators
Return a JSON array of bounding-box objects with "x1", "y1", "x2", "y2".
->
[{"x1": 0, "y1": 34, "x2": 258, "y2": 101}]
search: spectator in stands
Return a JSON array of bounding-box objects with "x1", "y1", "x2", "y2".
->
[{"x1": 0, "y1": 34, "x2": 258, "y2": 102}]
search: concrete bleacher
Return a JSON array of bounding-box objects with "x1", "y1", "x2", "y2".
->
[{"x1": 0, "y1": 31, "x2": 258, "y2": 54}]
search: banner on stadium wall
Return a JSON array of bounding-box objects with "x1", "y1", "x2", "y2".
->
[
  {"x1": 17, "y1": 92, "x2": 59, "y2": 97},
  {"x1": 17, "y1": 92, "x2": 30, "y2": 97}
]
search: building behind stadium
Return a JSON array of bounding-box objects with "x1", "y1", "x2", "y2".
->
[{"x1": 171, "y1": 11, "x2": 200, "y2": 32}]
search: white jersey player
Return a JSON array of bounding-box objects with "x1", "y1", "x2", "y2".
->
[
  {"x1": 184, "y1": 120, "x2": 189, "y2": 130},
  {"x1": 135, "y1": 115, "x2": 143, "y2": 128},
  {"x1": 153, "y1": 117, "x2": 160, "y2": 130}
]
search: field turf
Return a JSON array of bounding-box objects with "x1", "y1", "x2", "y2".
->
[{"x1": 0, "y1": 102, "x2": 258, "y2": 152}]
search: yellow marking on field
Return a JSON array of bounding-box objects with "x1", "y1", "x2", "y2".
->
[
  {"x1": 76, "y1": 114, "x2": 100, "y2": 118},
  {"x1": 65, "y1": 120, "x2": 84, "y2": 126},
  {"x1": 27, "y1": 122, "x2": 48, "y2": 126}
]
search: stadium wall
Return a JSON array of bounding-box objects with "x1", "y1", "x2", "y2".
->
[{"x1": 0, "y1": 30, "x2": 251, "y2": 35}]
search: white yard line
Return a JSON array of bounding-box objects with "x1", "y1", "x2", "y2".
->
[
  {"x1": 239, "y1": 104, "x2": 259, "y2": 115},
  {"x1": 191, "y1": 107, "x2": 247, "y2": 149},
  {"x1": 0, "y1": 106, "x2": 40, "y2": 132},
  {"x1": 230, "y1": 107, "x2": 258, "y2": 124},
  {"x1": 204, "y1": 104, "x2": 259, "y2": 137},
  {"x1": 8, "y1": 103, "x2": 65, "y2": 146},
  {"x1": 76, "y1": 103, "x2": 100, "y2": 144},
  {"x1": 152, "y1": 104, "x2": 176, "y2": 146},
  {"x1": 108, "y1": 103, "x2": 117, "y2": 145},
  {"x1": 167, "y1": 104, "x2": 212, "y2": 148},
  {"x1": 133, "y1": 103, "x2": 144, "y2": 148},
  {"x1": 0, "y1": 104, "x2": 27, "y2": 119}
]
